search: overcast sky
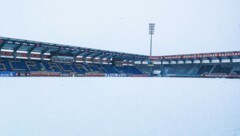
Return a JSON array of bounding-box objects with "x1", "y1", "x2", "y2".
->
[{"x1": 0, "y1": 0, "x2": 239, "y2": 55}]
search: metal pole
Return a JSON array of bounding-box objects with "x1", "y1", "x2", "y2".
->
[
  {"x1": 149, "y1": 23, "x2": 155, "y2": 57},
  {"x1": 150, "y1": 34, "x2": 153, "y2": 56}
]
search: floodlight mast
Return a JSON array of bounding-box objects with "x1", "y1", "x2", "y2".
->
[{"x1": 149, "y1": 23, "x2": 155, "y2": 57}]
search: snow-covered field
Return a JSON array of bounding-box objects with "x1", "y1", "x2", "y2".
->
[{"x1": 0, "y1": 78, "x2": 240, "y2": 136}]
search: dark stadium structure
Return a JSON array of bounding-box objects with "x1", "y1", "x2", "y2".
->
[
  {"x1": 138, "y1": 52, "x2": 240, "y2": 78},
  {"x1": 0, "y1": 36, "x2": 239, "y2": 78}
]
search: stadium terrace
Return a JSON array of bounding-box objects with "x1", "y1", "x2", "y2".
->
[{"x1": 0, "y1": 36, "x2": 239, "y2": 78}]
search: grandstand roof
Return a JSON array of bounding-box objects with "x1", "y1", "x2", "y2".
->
[
  {"x1": 149, "y1": 51, "x2": 240, "y2": 61},
  {"x1": 1, "y1": 36, "x2": 239, "y2": 62},
  {"x1": 0, "y1": 36, "x2": 148, "y2": 61}
]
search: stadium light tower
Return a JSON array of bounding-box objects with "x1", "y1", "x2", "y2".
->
[{"x1": 149, "y1": 23, "x2": 155, "y2": 56}]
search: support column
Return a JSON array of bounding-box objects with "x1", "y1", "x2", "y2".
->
[
  {"x1": 183, "y1": 60, "x2": 186, "y2": 64},
  {"x1": 219, "y1": 58, "x2": 222, "y2": 63},
  {"x1": 73, "y1": 55, "x2": 77, "y2": 63},
  {"x1": 83, "y1": 57, "x2": 87, "y2": 64},
  {"x1": 13, "y1": 51, "x2": 17, "y2": 60},
  {"x1": 208, "y1": 58, "x2": 212, "y2": 64},
  {"x1": 27, "y1": 46, "x2": 35, "y2": 60},
  {"x1": 41, "y1": 52, "x2": 44, "y2": 61},
  {"x1": 191, "y1": 59, "x2": 194, "y2": 64},
  {"x1": 0, "y1": 43, "x2": 3, "y2": 58}
]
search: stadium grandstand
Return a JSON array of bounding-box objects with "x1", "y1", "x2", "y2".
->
[{"x1": 0, "y1": 36, "x2": 239, "y2": 78}]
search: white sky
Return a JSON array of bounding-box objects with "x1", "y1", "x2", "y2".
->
[{"x1": 0, "y1": 0, "x2": 239, "y2": 55}]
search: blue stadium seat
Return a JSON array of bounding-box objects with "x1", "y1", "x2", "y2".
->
[
  {"x1": 0, "y1": 59, "x2": 7, "y2": 70},
  {"x1": 0, "y1": 58, "x2": 146, "y2": 76},
  {"x1": 72, "y1": 63, "x2": 87, "y2": 74},
  {"x1": 58, "y1": 63, "x2": 75, "y2": 72},
  {"x1": 115, "y1": 66, "x2": 142, "y2": 74},
  {"x1": 9, "y1": 60, "x2": 29, "y2": 71},
  {"x1": 25, "y1": 61, "x2": 43, "y2": 71},
  {"x1": 102, "y1": 65, "x2": 119, "y2": 74},
  {"x1": 42, "y1": 62, "x2": 62, "y2": 72}
]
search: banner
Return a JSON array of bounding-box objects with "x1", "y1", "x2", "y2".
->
[
  {"x1": 0, "y1": 71, "x2": 16, "y2": 77},
  {"x1": 30, "y1": 72, "x2": 61, "y2": 77},
  {"x1": 85, "y1": 73, "x2": 105, "y2": 77}
]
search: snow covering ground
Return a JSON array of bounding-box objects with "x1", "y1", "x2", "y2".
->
[{"x1": 0, "y1": 77, "x2": 240, "y2": 136}]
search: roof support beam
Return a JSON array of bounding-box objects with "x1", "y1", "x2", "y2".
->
[
  {"x1": 217, "y1": 57, "x2": 222, "y2": 63},
  {"x1": 13, "y1": 44, "x2": 21, "y2": 59},
  {"x1": 0, "y1": 40, "x2": 4, "y2": 58},
  {"x1": 90, "y1": 53, "x2": 102, "y2": 64},
  {"x1": 40, "y1": 48, "x2": 49, "y2": 61},
  {"x1": 73, "y1": 51, "x2": 86, "y2": 63},
  {"x1": 0, "y1": 40, "x2": 3, "y2": 50},
  {"x1": 228, "y1": 56, "x2": 233, "y2": 63},
  {"x1": 206, "y1": 57, "x2": 212, "y2": 63},
  {"x1": 197, "y1": 58, "x2": 203, "y2": 64},
  {"x1": 27, "y1": 46, "x2": 35, "y2": 60}
]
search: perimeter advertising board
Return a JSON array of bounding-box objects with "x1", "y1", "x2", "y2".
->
[{"x1": 0, "y1": 71, "x2": 16, "y2": 77}]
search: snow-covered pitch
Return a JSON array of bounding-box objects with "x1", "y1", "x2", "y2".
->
[{"x1": 0, "y1": 78, "x2": 240, "y2": 136}]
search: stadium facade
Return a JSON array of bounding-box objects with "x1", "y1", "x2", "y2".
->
[{"x1": 0, "y1": 36, "x2": 239, "y2": 78}]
